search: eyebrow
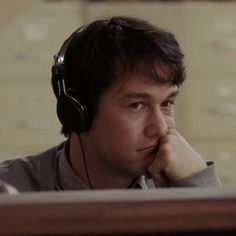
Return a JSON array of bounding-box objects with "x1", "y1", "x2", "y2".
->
[
  {"x1": 168, "y1": 90, "x2": 179, "y2": 98},
  {"x1": 122, "y1": 89, "x2": 179, "y2": 100}
]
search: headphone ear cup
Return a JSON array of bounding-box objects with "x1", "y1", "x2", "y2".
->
[{"x1": 57, "y1": 95, "x2": 90, "y2": 133}]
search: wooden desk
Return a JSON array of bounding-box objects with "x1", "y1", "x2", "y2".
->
[{"x1": 0, "y1": 188, "x2": 236, "y2": 235}]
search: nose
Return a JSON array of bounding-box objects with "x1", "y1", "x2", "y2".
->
[{"x1": 144, "y1": 109, "x2": 168, "y2": 138}]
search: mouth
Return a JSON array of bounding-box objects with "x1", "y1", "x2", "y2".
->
[{"x1": 136, "y1": 144, "x2": 158, "y2": 152}]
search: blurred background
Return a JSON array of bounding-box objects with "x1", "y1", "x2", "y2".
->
[{"x1": 0, "y1": 0, "x2": 236, "y2": 186}]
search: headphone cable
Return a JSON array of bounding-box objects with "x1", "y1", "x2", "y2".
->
[{"x1": 78, "y1": 134, "x2": 94, "y2": 189}]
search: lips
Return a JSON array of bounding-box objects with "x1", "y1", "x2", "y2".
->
[{"x1": 137, "y1": 144, "x2": 158, "y2": 152}]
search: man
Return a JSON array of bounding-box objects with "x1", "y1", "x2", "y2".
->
[{"x1": 0, "y1": 16, "x2": 221, "y2": 192}]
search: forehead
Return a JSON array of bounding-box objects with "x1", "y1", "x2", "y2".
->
[{"x1": 105, "y1": 73, "x2": 178, "y2": 100}]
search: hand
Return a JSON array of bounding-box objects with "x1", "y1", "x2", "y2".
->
[{"x1": 147, "y1": 128, "x2": 207, "y2": 187}]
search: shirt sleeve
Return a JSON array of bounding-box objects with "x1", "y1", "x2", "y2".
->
[
  {"x1": 0, "y1": 180, "x2": 19, "y2": 194},
  {"x1": 171, "y1": 161, "x2": 222, "y2": 187}
]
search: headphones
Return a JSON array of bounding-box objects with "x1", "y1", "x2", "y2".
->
[{"x1": 51, "y1": 27, "x2": 90, "y2": 134}]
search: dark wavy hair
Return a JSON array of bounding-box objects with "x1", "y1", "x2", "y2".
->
[{"x1": 51, "y1": 16, "x2": 186, "y2": 136}]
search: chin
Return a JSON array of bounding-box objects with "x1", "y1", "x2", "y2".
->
[
  {"x1": 131, "y1": 165, "x2": 149, "y2": 177},
  {"x1": 125, "y1": 156, "x2": 153, "y2": 176}
]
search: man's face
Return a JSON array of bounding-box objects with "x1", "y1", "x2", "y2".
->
[{"x1": 84, "y1": 73, "x2": 179, "y2": 177}]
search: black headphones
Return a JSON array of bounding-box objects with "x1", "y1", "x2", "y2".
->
[{"x1": 51, "y1": 27, "x2": 90, "y2": 134}]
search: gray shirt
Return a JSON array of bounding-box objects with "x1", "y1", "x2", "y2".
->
[{"x1": 0, "y1": 141, "x2": 222, "y2": 192}]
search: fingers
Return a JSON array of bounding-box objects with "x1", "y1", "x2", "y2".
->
[
  {"x1": 147, "y1": 157, "x2": 171, "y2": 188},
  {"x1": 147, "y1": 127, "x2": 207, "y2": 186},
  {"x1": 147, "y1": 169, "x2": 170, "y2": 188},
  {"x1": 167, "y1": 127, "x2": 177, "y2": 135},
  {"x1": 153, "y1": 173, "x2": 168, "y2": 188},
  {"x1": 159, "y1": 127, "x2": 178, "y2": 144}
]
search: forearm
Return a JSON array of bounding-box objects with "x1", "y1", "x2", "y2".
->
[{"x1": 171, "y1": 161, "x2": 222, "y2": 187}]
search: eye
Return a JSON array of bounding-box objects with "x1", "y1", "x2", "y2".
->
[
  {"x1": 129, "y1": 102, "x2": 145, "y2": 110},
  {"x1": 161, "y1": 100, "x2": 174, "y2": 108}
]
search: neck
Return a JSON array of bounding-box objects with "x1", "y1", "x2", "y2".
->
[{"x1": 69, "y1": 133, "x2": 135, "y2": 189}]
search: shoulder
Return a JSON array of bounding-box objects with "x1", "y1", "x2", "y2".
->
[
  {"x1": 0, "y1": 142, "x2": 65, "y2": 192},
  {"x1": 0, "y1": 143, "x2": 64, "y2": 173}
]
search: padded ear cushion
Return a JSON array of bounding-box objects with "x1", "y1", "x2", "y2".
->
[{"x1": 57, "y1": 95, "x2": 90, "y2": 133}]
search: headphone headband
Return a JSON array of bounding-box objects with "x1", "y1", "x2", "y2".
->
[{"x1": 54, "y1": 26, "x2": 85, "y2": 66}]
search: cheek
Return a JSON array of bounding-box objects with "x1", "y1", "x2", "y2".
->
[
  {"x1": 108, "y1": 117, "x2": 140, "y2": 142},
  {"x1": 99, "y1": 114, "x2": 141, "y2": 148}
]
